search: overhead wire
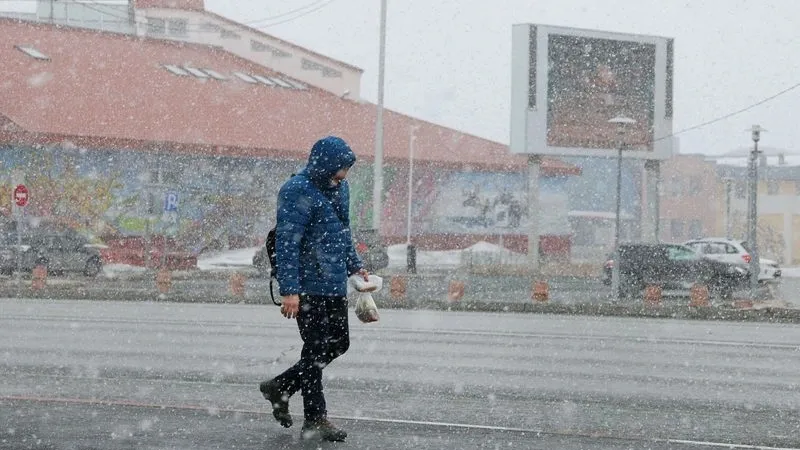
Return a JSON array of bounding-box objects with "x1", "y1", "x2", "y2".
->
[{"x1": 29, "y1": 0, "x2": 339, "y2": 33}]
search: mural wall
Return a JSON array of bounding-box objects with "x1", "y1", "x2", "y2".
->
[
  {"x1": 0, "y1": 145, "x2": 574, "y2": 252},
  {"x1": 347, "y1": 163, "x2": 572, "y2": 240}
]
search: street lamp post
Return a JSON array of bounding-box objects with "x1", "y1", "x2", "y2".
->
[
  {"x1": 747, "y1": 125, "x2": 765, "y2": 298},
  {"x1": 406, "y1": 125, "x2": 419, "y2": 274},
  {"x1": 608, "y1": 116, "x2": 636, "y2": 299},
  {"x1": 406, "y1": 125, "x2": 419, "y2": 245},
  {"x1": 371, "y1": 0, "x2": 388, "y2": 232}
]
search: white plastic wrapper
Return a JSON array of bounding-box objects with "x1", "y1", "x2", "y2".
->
[{"x1": 348, "y1": 274, "x2": 383, "y2": 323}]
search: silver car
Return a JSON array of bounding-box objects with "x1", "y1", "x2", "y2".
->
[{"x1": 0, "y1": 230, "x2": 103, "y2": 277}]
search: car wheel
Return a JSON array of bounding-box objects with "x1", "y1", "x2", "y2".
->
[
  {"x1": 619, "y1": 274, "x2": 643, "y2": 300},
  {"x1": 84, "y1": 258, "x2": 102, "y2": 277}
]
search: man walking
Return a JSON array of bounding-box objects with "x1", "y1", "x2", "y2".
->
[{"x1": 259, "y1": 136, "x2": 368, "y2": 442}]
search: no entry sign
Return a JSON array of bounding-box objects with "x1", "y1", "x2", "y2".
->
[{"x1": 13, "y1": 184, "x2": 29, "y2": 207}]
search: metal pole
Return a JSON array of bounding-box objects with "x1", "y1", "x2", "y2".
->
[
  {"x1": 748, "y1": 126, "x2": 762, "y2": 297},
  {"x1": 15, "y1": 209, "x2": 22, "y2": 297},
  {"x1": 725, "y1": 179, "x2": 732, "y2": 237},
  {"x1": 608, "y1": 116, "x2": 635, "y2": 299},
  {"x1": 371, "y1": 0, "x2": 388, "y2": 232},
  {"x1": 611, "y1": 145, "x2": 623, "y2": 299},
  {"x1": 406, "y1": 127, "x2": 417, "y2": 244},
  {"x1": 527, "y1": 155, "x2": 541, "y2": 273}
]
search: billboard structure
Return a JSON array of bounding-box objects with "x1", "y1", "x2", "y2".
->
[{"x1": 511, "y1": 24, "x2": 674, "y2": 159}]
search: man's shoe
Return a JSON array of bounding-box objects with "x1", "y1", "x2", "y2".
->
[
  {"x1": 259, "y1": 380, "x2": 292, "y2": 428},
  {"x1": 301, "y1": 418, "x2": 347, "y2": 442}
]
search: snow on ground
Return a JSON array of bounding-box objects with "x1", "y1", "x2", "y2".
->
[
  {"x1": 387, "y1": 241, "x2": 521, "y2": 270},
  {"x1": 102, "y1": 263, "x2": 147, "y2": 278},
  {"x1": 780, "y1": 267, "x2": 800, "y2": 278},
  {"x1": 196, "y1": 247, "x2": 260, "y2": 271}
]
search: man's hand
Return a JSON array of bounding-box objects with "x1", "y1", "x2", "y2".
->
[{"x1": 280, "y1": 295, "x2": 300, "y2": 319}]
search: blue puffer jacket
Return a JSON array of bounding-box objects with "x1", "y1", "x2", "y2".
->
[{"x1": 275, "y1": 136, "x2": 363, "y2": 297}]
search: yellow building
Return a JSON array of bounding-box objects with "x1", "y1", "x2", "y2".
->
[{"x1": 716, "y1": 165, "x2": 800, "y2": 265}]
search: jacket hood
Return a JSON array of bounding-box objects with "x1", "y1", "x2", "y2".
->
[{"x1": 303, "y1": 136, "x2": 356, "y2": 186}]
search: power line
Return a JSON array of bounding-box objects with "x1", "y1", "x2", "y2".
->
[
  {"x1": 658, "y1": 80, "x2": 800, "y2": 141},
  {"x1": 73, "y1": 0, "x2": 337, "y2": 33}
]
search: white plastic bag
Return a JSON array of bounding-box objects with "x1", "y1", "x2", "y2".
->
[
  {"x1": 354, "y1": 292, "x2": 380, "y2": 323},
  {"x1": 348, "y1": 274, "x2": 383, "y2": 323}
]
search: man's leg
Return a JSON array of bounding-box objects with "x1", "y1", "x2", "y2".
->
[
  {"x1": 299, "y1": 295, "x2": 349, "y2": 442},
  {"x1": 260, "y1": 294, "x2": 328, "y2": 428}
]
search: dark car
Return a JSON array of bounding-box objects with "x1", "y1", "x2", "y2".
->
[
  {"x1": 253, "y1": 228, "x2": 389, "y2": 276},
  {"x1": 0, "y1": 227, "x2": 103, "y2": 277},
  {"x1": 601, "y1": 242, "x2": 749, "y2": 299}
]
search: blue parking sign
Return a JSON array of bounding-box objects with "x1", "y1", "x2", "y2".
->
[{"x1": 164, "y1": 192, "x2": 179, "y2": 212}]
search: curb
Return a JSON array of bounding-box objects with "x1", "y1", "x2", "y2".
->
[{"x1": 2, "y1": 286, "x2": 799, "y2": 324}]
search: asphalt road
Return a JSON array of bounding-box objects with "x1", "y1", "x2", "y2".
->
[{"x1": 1, "y1": 298, "x2": 799, "y2": 449}]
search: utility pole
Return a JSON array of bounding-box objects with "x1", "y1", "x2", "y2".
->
[
  {"x1": 746, "y1": 125, "x2": 765, "y2": 298},
  {"x1": 609, "y1": 116, "x2": 636, "y2": 299},
  {"x1": 371, "y1": 0, "x2": 388, "y2": 233}
]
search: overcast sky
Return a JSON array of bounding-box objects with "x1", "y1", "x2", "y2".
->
[
  {"x1": 5, "y1": 0, "x2": 799, "y2": 156},
  {"x1": 206, "y1": 0, "x2": 800, "y2": 157}
]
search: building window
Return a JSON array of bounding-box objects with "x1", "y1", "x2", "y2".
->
[
  {"x1": 688, "y1": 220, "x2": 703, "y2": 239},
  {"x1": 199, "y1": 22, "x2": 221, "y2": 32},
  {"x1": 168, "y1": 19, "x2": 188, "y2": 36},
  {"x1": 670, "y1": 219, "x2": 684, "y2": 240},
  {"x1": 302, "y1": 58, "x2": 342, "y2": 78},
  {"x1": 251, "y1": 39, "x2": 268, "y2": 52},
  {"x1": 322, "y1": 67, "x2": 343, "y2": 78},
  {"x1": 667, "y1": 176, "x2": 682, "y2": 197},
  {"x1": 734, "y1": 181, "x2": 746, "y2": 199},
  {"x1": 688, "y1": 176, "x2": 702, "y2": 195},
  {"x1": 15, "y1": 45, "x2": 50, "y2": 61},
  {"x1": 250, "y1": 40, "x2": 292, "y2": 57},
  {"x1": 767, "y1": 180, "x2": 779, "y2": 195},
  {"x1": 220, "y1": 29, "x2": 241, "y2": 40},
  {"x1": 147, "y1": 18, "x2": 166, "y2": 35}
]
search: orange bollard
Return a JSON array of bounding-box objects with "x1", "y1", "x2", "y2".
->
[
  {"x1": 31, "y1": 265, "x2": 47, "y2": 291},
  {"x1": 733, "y1": 300, "x2": 754, "y2": 310},
  {"x1": 643, "y1": 284, "x2": 662, "y2": 308},
  {"x1": 230, "y1": 272, "x2": 246, "y2": 297},
  {"x1": 390, "y1": 276, "x2": 408, "y2": 303},
  {"x1": 448, "y1": 280, "x2": 465, "y2": 302},
  {"x1": 155, "y1": 269, "x2": 172, "y2": 294},
  {"x1": 532, "y1": 280, "x2": 549, "y2": 303},
  {"x1": 689, "y1": 283, "x2": 710, "y2": 307}
]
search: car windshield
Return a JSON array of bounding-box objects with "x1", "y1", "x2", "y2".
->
[
  {"x1": 740, "y1": 241, "x2": 752, "y2": 253},
  {"x1": 667, "y1": 245, "x2": 698, "y2": 261}
]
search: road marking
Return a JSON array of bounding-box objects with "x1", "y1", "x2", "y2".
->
[
  {"x1": 2, "y1": 314, "x2": 798, "y2": 350},
  {"x1": 2, "y1": 395, "x2": 798, "y2": 450}
]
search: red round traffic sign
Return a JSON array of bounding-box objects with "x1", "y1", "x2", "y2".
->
[{"x1": 13, "y1": 184, "x2": 29, "y2": 207}]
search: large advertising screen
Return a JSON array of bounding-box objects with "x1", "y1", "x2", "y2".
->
[
  {"x1": 546, "y1": 34, "x2": 655, "y2": 151},
  {"x1": 510, "y1": 24, "x2": 674, "y2": 159}
]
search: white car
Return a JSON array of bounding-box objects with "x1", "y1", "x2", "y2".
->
[{"x1": 683, "y1": 238, "x2": 781, "y2": 283}]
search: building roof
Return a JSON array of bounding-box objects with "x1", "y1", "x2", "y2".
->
[{"x1": 0, "y1": 19, "x2": 579, "y2": 175}]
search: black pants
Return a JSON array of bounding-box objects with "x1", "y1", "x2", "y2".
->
[{"x1": 272, "y1": 294, "x2": 350, "y2": 421}]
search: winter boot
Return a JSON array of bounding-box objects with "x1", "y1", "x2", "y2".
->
[
  {"x1": 301, "y1": 418, "x2": 347, "y2": 442},
  {"x1": 259, "y1": 379, "x2": 292, "y2": 428}
]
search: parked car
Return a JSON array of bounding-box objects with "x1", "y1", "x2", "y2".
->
[
  {"x1": 683, "y1": 237, "x2": 781, "y2": 283},
  {"x1": 601, "y1": 242, "x2": 749, "y2": 299},
  {"x1": 253, "y1": 228, "x2": 389, "y2": 276},
  {"x1": 0, "y1": 228, "x2": 103, "y2": 277}
]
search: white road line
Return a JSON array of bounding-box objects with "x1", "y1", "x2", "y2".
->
[
  {"x1": 5, "y1": 395, "x2": 797, "y2": 450},
  {"x1": 330, "y1": 414, "x2": 800, "y2": 450},
  {"x1": 2, "y1": 314, "x2": 799, "y2": 350}
]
